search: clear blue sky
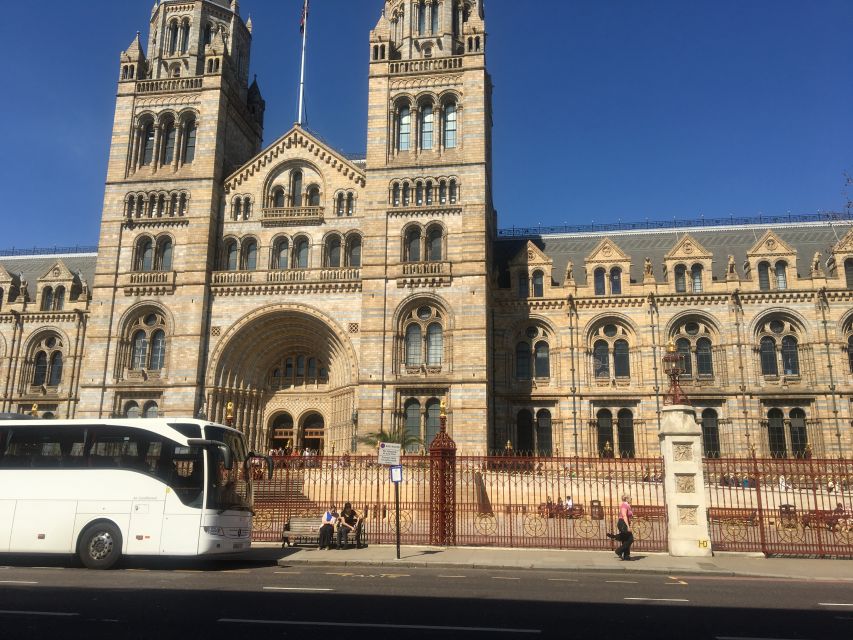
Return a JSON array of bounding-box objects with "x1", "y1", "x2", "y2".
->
[{"x1": 1, "y1": 0, "x2": 850, "y2": 248}]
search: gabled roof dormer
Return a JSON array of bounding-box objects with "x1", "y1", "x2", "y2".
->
[
  {"x1": 36, "y1": 261, "x2": 76, "y2": 311},
  {"x1": 509, "y1": 241, "x2": 554, "y2": 299},
  {"x1": 746, "y1": 230, "x2": 798, "y2": 290},
  {"x1": 584, "y1": 238, "x2": 632, "y2": 296},
  {"x1": 828, "y1": 228, "x2": 853, "y2": 286},
  {"x1": 664, "y1": 234, "x2": 713, "y2": 294}
]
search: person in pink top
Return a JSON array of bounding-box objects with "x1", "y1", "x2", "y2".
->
[{"x1": 614, "y1": 494, "x2": 634, "y2": 560}]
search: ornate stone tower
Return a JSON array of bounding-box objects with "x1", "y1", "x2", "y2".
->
[
  {"x1": 78, "y1": 0, "x2": 264, "y2": 418},
  {"x1": 359, "y1": 0, "x2": 495, "y2": 452}
]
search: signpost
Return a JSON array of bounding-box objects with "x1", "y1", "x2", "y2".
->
[{"x1": 378, "y1": 443, "x2": 403, "y2": 559}]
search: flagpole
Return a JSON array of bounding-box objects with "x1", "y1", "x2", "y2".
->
[{"x1": 297, "y1": 0, "x2": 308, "y2": 126}]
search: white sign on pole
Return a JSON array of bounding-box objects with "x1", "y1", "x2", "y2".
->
[{"x1": 378, "y1": 442, "x2": 402, "y2": 466}]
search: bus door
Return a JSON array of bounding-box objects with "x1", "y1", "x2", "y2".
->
[{"x1": 160, "y1": 445, "x2": 204, "y2": 555}]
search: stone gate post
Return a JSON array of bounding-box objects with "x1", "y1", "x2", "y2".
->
[{"x1": 659, "y1": 405, "x2": 712, "y2": 557}]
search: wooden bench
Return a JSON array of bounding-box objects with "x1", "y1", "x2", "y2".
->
[
  {"x1": 282, "y1": 516, "x2": 320, "y2": 548},
  {"x1": 708, "y1": 507, "x2": 759, "y2": 526},
  {"x1": 801, "y1": 508, "x2": 850, "y2": 531}
]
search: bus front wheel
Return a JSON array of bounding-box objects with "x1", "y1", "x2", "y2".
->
[{"x1": 78, "y1": 522, "x2": 123, "y2": 570}]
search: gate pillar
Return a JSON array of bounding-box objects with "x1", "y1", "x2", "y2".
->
[
  {"x1": 429, "y1": 400, "x2": 456, "y2": 546},
  {"x1": 659, "y1": 405, "x2": 713, "y2": 557}
]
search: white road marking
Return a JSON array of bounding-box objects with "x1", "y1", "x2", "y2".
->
[
  {"x1": 818, "y1": 603, "x2": 853, "y2": 607},
  {"x1": 491, "y1": 576, "x2": 520, "y2": 580},
  {"x1": 667, "y1": 576, "x2": 688, "y2": 585},
  {"x1": 0, "y1": 610, "x2": 79, "y2": 617},
  {"x1": 624, "y1": 597, "x2": 689, "y2": 602},
  {"x1": 263, "y1": 587, "x2": 333, "y2": 592},
  {"x1": 547, "y1": 578, "x2": 578, "y2": 582},
  {"x1": 274, "y1": 571, "x2": 302, "y2": 575},
  {"x1": 0, "y1": 581, "x2": 38, "y2": 585},
  {"x1": 715, "y1": 637, "x2": 811, "y2": 640},
  {"x1": 219, "y1": 618, "x2": 541, "y2": 634},
  {"x1": 438, "y1": 575, "x2": 467, "y2": 578},
  {"x1": 605, "y1": 580, "x2": 638, "y2": 584}
]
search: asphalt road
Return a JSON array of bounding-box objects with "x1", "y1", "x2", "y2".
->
[{"x1": 0, "y1": 551, "x2": 851, "y2": 639}]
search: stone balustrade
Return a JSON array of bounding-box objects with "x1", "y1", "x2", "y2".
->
[
  {"x1": 261, "y1": 206, "x2": 325, "y2": 226},
  {"x1": 135, "y1": 77, "x2": 203, "y2": 94},
  {"x1": 120, "y1": 271, "x2": 177, "y2": 295},
  {"x1": 390, "y1": 57, "x2": 463, "y2": 75}
]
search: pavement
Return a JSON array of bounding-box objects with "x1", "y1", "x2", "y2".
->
[{"x1": 266, "y1": 543, "x2": 853, "y2": 581}]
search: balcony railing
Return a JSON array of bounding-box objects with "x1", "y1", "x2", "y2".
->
[
  {"x1": 120, "y1": 271, "x2": 177, "y2": 295},
  {"x1": 135, "y1": 77, "x2": 203, "y2": 93},
  {"x1": 212, "y1": 267, "x2": 361, "y2": 288},
  {"x1": 389, "y1": 56, "x2": 463, "y2": 75},
  {"x1": 261, "y1": 206, "x2": 325, "y2": 226},
  {"x1": 396, "y1": 261, "x2": 452, "y2": 287}
]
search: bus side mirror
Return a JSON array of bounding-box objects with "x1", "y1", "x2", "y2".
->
[
  {"x1": 219, "y1": 445, "x2": 234, "y2": 471},
  {"x1": 187, "y1": 438, "x2": 233, "y2": 470}
]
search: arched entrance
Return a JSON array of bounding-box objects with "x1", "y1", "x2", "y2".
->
[
  {"x1": 302, "y1": 412, "x2": 325, "y2": 454},
  {"x1": 269, "y1": 412, "x2": 295, "y2": 454},
  {"x1": 517, "y1": 409, "x2": 534, "y2": 454}
]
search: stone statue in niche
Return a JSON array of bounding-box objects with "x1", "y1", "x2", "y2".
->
[
  {"x1": 811, "y1": 251, "x2": 823, "y2": 275},
  {"x1": 727, "y1": 255, "x2": 736, "y2": 275},
  {"x1": 565, "y1": 260, "x2": 574, "y2": 282},
  {"x1": 644, "y1": 257, "x2": 653, "y2": 277}
]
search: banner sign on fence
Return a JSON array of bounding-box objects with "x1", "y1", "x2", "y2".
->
[{"x1": 378, "y1": 442, "x2": 402, "y2": 466}]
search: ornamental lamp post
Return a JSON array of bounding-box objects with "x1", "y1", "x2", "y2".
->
[
  {"x1": 225, "y1": 401, "x2": 235, "y2": 428},
  {"x1": 662, "y1": 341, "x2": 689, "y2": 406}
]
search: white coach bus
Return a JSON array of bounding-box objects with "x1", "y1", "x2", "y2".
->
[{"x1": 0, "y1": 418, "x2": 269, "y2": 569}]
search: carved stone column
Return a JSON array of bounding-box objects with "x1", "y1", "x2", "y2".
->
[{"x1": 659, "y1": 405, "x2": 712, "y2": 557}]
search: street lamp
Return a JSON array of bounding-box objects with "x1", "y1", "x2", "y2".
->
[{"x1": 662, "y1": 341, "x2": 689, "y2": 405}]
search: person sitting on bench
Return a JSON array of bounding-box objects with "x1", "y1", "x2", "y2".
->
[
  {"x1": 337, "y1": 502, "x2": 363, "y2": 549},
  {"x1": 318, "y1": 504, "x2": 338, "y2": 550}
]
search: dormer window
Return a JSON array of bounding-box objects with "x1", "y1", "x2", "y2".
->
[
  {"x1": 758, "y1": 262, "x2": 771, "y2": 291},
  {"x1": 674, "y1": 265, "x2": 687, "y2": 293},
  {"x1": 775, "y1": 261, "x2": 788, "y2": 290}
]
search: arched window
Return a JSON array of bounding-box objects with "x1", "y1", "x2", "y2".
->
[
  {"x1": 427, "y1": 227, "x2": 442, "y2": 262},
  {"x1": 296, "y1": 356, "x2": 305, "y2": 377},
  {"x1": 182, "y1": 119, "x2": 197, "y2": 164},
  {"x1": 204, "y1": 23, "x2": 213, "y2": 46},
  {"x1": 138, "y1": 238, "x2": 154, "y2": 272},
  {"x1": 180, "y1": 20, "x2": 190, "y2": 54},
  {"x1": 405, "y1": 324, "x2": 422, "y2": 366},
  {"x1": 41, "y1": 287, "x2": 54, "y2": 312},
  {"x1": 144, "y1": 401, "x2": 159, "y2": 419},
  {"x1": 676, "y1": 338, "x2": 692, "y2": 377},
  {"x1": 613, "y1": 340, "x2": 630, "y2": 378},
  {"x1": 406, "y1": 228, "x2": 422, "y2": 262},
  {"x1": 326, "y1": 236, "x2": 341, "y2": 268},
  {"x1": 307, "y1": 185, "x2": 320, "y2": 207},
  {"x1": 701, "y1": 409, "x2": 721, "y2": 458},
  {"x1": 425, "y1": 181, "x2": 434, "y2": 205},
  {"x1": 425, "y1": 399, "x2": 441, "y2": 446},
  {"x1": 534, "y1": 341, "x2": 550, "y2": 378},
  {"x1": 449, "y1": 179, "x2": 458, "y2": 204},
  {"x1": 273, "y1": 188, "x2": 285, "y2": 209},
  {"x1": 162, "y1": 121, "x2": 177, "y2": 165},
  {"x1": 346, "y1": 193, "x2": 354, "y2": 216},
  {"x1": 775, "y1": 261, "x2": 788, "y2": 290},
  {"x1": 274, "y1": 238, "x2": 289, "y2": 270},
  {"x1": 610, "y1": 268, "x2": 622, "y2": 295},
  {"x1": 178, "y1": 193, "x2": 187, "y2": 215},
  {"x1": 225, "y1": 240, "x2": 238, "y2": 271},
  {"x1": 845, "y1": 258, "x2": 853, "y2": 289},
  {"x1": 617, "y1": 409, "x2": 635, "y2": 458},
  {"x1": 307, "y1": 358, "x2": 317, "y2": 378},
  {"x1": 131, "y1": 330, "x2": 149, "y2": 370},
  {"x1": 757, "y1": 262, "x2": 771, "y2": 291},
  {"x1": 168, "y1": 21, "x2": 179, "y2": 54},
  {"x1": 392, "y1": 183, "x2": 401, "y2": 206},
  {"x1": 760, "y1": 336, "x2": 778, "y2": 376},
  {"x1": 291, "y1": 171, "x2": 303, "y2": 207},
  {"x1": 294, "y1": 238, "x2": 309, "y2": 269},
  {"x1": 593, "y1": 268, "x2": 606, "y2": 296},
  {"x1": 431, "y1": 2, "x2": 439, "y2": 33},
  {"x1": 781, "y1": 335, "x2": 799, "y2": 376},
  {"x1": 696, "y1": 337, "x2": 713, "y2": 376},
  {"x1": 404, "y1": 400, "x2": 421, "y2": 451},
  {"x1": 537, "y1": 409, "x2": 553, "y2": 456},
  {"x1": 125, "y1": 401, "x2": 140, "y2": 419},
  {"x1": 426, "y1": 323, "x2": 443, "y2": 366},
  {"x1": 418, "y1": 0, "x2": 426, "y2": 34},
  {"x1": 347, "y1": 236, "x2": 362, "y2": 268},
  {"x1": 398, "y1": 106, "x2": 411, "y2": 151},
  {"x1": 439, "y1": 180, "x2": 447, "y2": 204},
  {"x1": 242, "y1": 239, "x2": 258, "y2": 271},
  {"x1": 337, "y1": 193, "x2": 345, "y2": 216},
  {"x1": 593, "y1": 340, "x2": 610, "y2": 378},
  {"x1": 516, "y1": 342, "x2": 531, "y2": 380},
  {"x1": 158, "y1": 238, "x2": 173, "y2": 271},
  {"x1": 233, "y1": 198, "x2": 242, "y2": 221},
  {"x1": 54, "y1": 287, "x2": 65, "y2": 311},
  {"x1": 532, "y1": 271, "x2": 544, "y2": 297},
  {"x1": 767, "y1": 408, "x2": 786, "y2": 458},
  {"x1": 403, "y1": 183, "x2": 411, "y2": 206},
  {"x1": 691, "y1": 264, "x2": 703, "y2": 293},
  {"x1": 848, "y1": 335, "x2": 853, "y2": 374},
  {"x1": 597, "y1": 409, "x2": 614, "y2": 458},
  {"x1": 674, "y1": 265, "x2": 687, "y2": 293},
  {"x1": 444, "y1": 102, "x2": 458, "y2": 149},
  {"x1": 416, "y1": 182, "x2": 424, "y2": 206},
  {"x1": 32, "y1": 351, "x2": 48, "y2": 386},
  {"x1": 421, "y1": 104, "x2": 434, "y2": 150},
  {"x1": 150, "y1": 330, "x2": 166, "y2": 371},
  {"x1": 518, "y1": 272, "x2": 529, "y2": 298},
  {"x1": 142, "y1": 122, "x2": 156, "y2": 165},
  {"x1": 789, "y1": 408, "x2": 808, "y2": 458}
]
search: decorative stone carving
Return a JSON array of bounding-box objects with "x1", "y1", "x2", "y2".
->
[
  {"x1": 673, "y1": 443, "x2": 693, "y2": 462},
  {"x1": 675, "y1": 474, "x2": 695, "y2": 494},
  {"x1": 678, "y1": 506, "x2": 698, "y2": 525}
]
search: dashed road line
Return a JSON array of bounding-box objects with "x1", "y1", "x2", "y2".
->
[
  {"x1": 274, "y1": 571, "x2": 302, "y2": 575},
  {"x1": 715, "y1": 637, "x2": 811, "y2": 640},
  {"x1": 438, "y1": 575, "x2": 467, "y2": 578},
  {"x1": 547, "y1": 578, "x2": 578, "y2": 582},
  {"x1": 0, "y1": 581, "x2": 39, "y2": 585},
  {"x1": 605, "y1": 580, "x2": 638, "y2": 584},
  {"x1": 818, "y1": 602, "x2": 853, "y2": 607},
  {"x1": 219, "y1": 618, "x2": 541, "y2": 634},
  {"x1": 491, "y1": 576, "x2": 520, "y2": 580},
  {"x1": 0, "y1": 610, "x2": 79, "y2": 617},
  {"x1": 263, "y1": 587, "x2": 334, "y2": 592},
  {"x1": 624, "y1": 597, "x2": 689, "y2": 603}
]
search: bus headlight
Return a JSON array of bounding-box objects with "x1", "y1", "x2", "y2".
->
[{"x1": 203, "y1": 526, "x2": 226, "y2": 537}]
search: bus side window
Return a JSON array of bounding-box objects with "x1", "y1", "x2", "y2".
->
[{"x1": 0, "y1": 428, "x2": 7, "y2": 463}]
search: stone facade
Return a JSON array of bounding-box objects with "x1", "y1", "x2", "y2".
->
[{"x1": 2, "y1": 0, "x2": 853, "y2": 460}]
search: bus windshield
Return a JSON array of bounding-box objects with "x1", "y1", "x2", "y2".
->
[{"x1": 205, "y1": 425, "x2": 251, "y2": 512}]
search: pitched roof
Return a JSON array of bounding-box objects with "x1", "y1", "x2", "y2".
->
[{"x1": 0, "y1": 254, "x2": 97, "y2": 300}]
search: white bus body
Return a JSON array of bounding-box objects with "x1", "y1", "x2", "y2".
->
[{"x1": 0, "y1": 419, "x2": 262, "y2": 568}]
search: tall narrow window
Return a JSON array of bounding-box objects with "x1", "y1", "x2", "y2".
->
[
  {"x1": 32, "y1": 352, "x2": 48, "y2": 386},
  {"x1": 406, "y1": 228, "x2": 421, "y2": 262},
  {"x1": 346, "y1": 193, "x2": 354, "y2": 216},
  {"x1": 307, "y1": 185, "x2": 320, "y2": 207},
  {"x1": 532, "y1": 271, "x2": 544, "y2": 297},
  {"x1": 296, "y1": 356, "x2": 305, "y2": 377},
  {"x1": 789, "y1": 408, "x2": 808, "y2": 458},
  {"x1": 162, "y1": 123, "x2": 177, "y2": 165},
  {"x1": 845, "y1": 259, "x2": 853, "y2": 289},
  {"x1": 426, "y1": 323, "x2": 443, "y2": 366},
  {"x1": 516, "y1": 342, "x2": 531, "y2": 380},
  {"x1": 696, "y1": 338, "x2": 713, "y2": 376},
  {"x1": 295, "y1": 239, "x2": 309, "y2": 269},
  {"x1": 767, "y1": 409, "x2": 786, "y2": 458},
  {"x1": 337, "y1": 193, "x2": 345, "y2": 216},
  {"x1": 273, "y1": 188, "x2": 285, "y2": 209},
  {"x1": 597, "y1": 409, "x2": 614, "y2": 458},
  {"x1": 150, "y1": 330, "x2": 166, "y2": 371},
  {"x1": 593, "y1": 268, "x2": 606, "y2": 296},
  {"x1": 142, "y1": 122, "x2": 155, "y2": 165},
  {"x1": 593, "y1": 341, "x2": 610, "y2": 378},
  {"x1": 425, "y1": 181, "x2": 433, "y2": 205},
  {"x1": 416, "y1": 183, "x2": 423, "y2": 205},
  {"x1": 131, "y1": 331, "x2": 149, "y2": 370},
  {"x1": 610, "y1": 267, "x2": 622, "y2": 295},
  {"x1": 326, "y1": 236, "x2": 341, "y2": 268},
  {"x1": 425, "y1": 399, "x2": 440, "y2": 446},
  {"x1": 41, "y1": 287, "x2": 54, "y2": 312},
  {"x1": 54, "y1": 287, "x2": 65, "y2": 311},
  {"x1": 775, "y1": 261, "x2": 788, "y2": 290},
  {"x1": 243, "y1": 240, "x2": 258, "y2": 271},
  {"x1": 418, "y1": 1, "x2": 426, "y2": 34},
  {"x1": 398, "y1": 106, "x2": 411, "y2": 151},
  {"x1": 536, "y1": 409, "x2": 553, "y2": 456},
  {"x1": 291, "y1": 171, "x2": 303, "y2": 207},
  {"x1": 534, "y1": 341, "x2": 550, "y2": 378},
  {"x1": 848, "y1": 335, "x2": 853, "y2": 374},
  {"x1": 406, "y1": 325, "x2": 422, "y2": 366},
  {"x1": 405, "y1": 400, "x2": 421, "y2": 451},
  {"x1": 431, "y1": 2, "x2": 439, "y2": 33},
  {"x1": 139, "y1": 238, "x2": 154, "y2": 272},
  {"x1": 392, "y1": 184, "x2": 401, "y2": 206},
  {"x1": 233, "y1": 199, "x2": 242, "y2": 221},
  {"x1": 275, "y1": 238, "x2": 289, "y2": 270},
  {"x1": 180, "y1": 20, "x2": 190, "y2": 54},
  {"x1": 613, "y1": 340, "x2": 630, "y2": 378},
  {"x1": 760, "y1": 337, "x2": 778, "y2": 376},
  {"x1": 449, "y1": 180, "x2": 458, "y2": 204},
  {"x1": 674, "y1": 265, "x2": 687, "y2": 293},
  {"x1": 403, "y1": 183, "x2": 411, "y2": 206},
  {"x1": 444, "y1": 103, "x2": 457, "y2": 149},
  {"x1": 518, "y1": 272, "x2": 529, "y2": 298},
  {"x1": 781, "y1": 335, "x2": 799, "y2": 376},
  {"x1": 617, "y1": 409, "x2": 635, "y2": 458},
  {"x1": 691, "y1": 264, "x2": 703, "y2": 292},
  {"x1": 758, "y1": 262, "x2": 771, "y2": 291},
  {"x1": 701, "y1": 409, "x2": 721, "y2": 458},
  {"x1": 427, "y1": 227, "x2": 442, "y2": 261},
  {"x1": 169, "y1": 22, "x2": 179, "y2": 54},
  {"x1": 439, "y1": 181, "x2": 447, "y2": 204},
  {"x1": 182, "y1": 120, "x2": 197, "y2": 164},
  {"x1": 225, "y1": 240, "x2": 238, "y2": 271},
  {"x1": 307, "y1": 358, "x2": 317, "y2": 378},
  {"x1": 347, "y1": 236, "x2": 362, "y2": 268},
  {"x1": 676, "y1": 338, "x2": 692, "y2": 377},
  {"x1": 159, "y1": 238, "x2": 173, "y2": 271},
  {"x1": 421, "y1": 105, "x2": 434, "y2": 150}
]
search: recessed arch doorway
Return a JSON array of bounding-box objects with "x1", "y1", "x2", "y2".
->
[{"x1": 301, "y1": 412, "x2": 325, "y2": 454}]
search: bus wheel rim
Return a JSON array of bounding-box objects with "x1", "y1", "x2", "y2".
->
[{"x1": 89, "y1": 532, "x2": 114, "y2": 560}]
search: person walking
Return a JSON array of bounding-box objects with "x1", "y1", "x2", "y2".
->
[{"x1": 614, "y1": 494, "x2": 634, "y2": 561}]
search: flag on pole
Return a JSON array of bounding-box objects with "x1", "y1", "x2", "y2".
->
[{"x1": 300, "y1": 0, "x2": 309, "y2": 34}]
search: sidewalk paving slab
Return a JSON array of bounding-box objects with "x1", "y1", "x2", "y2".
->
[{"x1": 267, "y1": 544, "x2": 853, "y2": 582}]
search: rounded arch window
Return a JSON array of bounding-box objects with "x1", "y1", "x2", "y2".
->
[
  {"x1": 845, "y1": 258, "x2": 853, "y2": 289},
  {"x1": 534, "y1": 341, "x2": 550, "y2": 378},
  {"x1": 596, "y1": 409, "x2": 614, "y2": 458},
  {"x1": 224, "y1": 239, "x2": 239, "y2": 271},
  {"x1": 30, "y1": 335, "x2": 64, "y2": 387},
  {"x1": 137, "y1": 237, "x2": 155, "y2": 272},
  {"x1": 674, "y1": 264, "x2": 687, "y2": 293},
  {"x1": 293, "y1": 237, "x2": 310, "y2": 269},
  {"x1": 609, "y1": 267, "x2": 622, "y2": 295},
  {"x1": 290, "y1": 171, "x2": 303, "y2": 207},
  {"x1": 536, "y1": 409, "x2": 553, "y2": 456},
  {"x1": 775, "y1": 261, "x2": 788, "y2": 290},
  {"x1": 398, "y1": 105, "x2": 412, "y2": 151},
  {"x1": 757, "y1": 262, "x2": 771, "y2": 291},
  {"x1": 307, "y1": 185, "x2": 321, "y2": 207},
  {"x1": 443, "y1": 101, "x2": 458, "y2": 149},
  {"x1": 272, "y1": 187, "x2": 286, "y2": 209},
  {"x1": 532, "y1": 271, "x2": 544, "y2": 297},
  {"x1": 402, "y1": 305, "x2": 444, "y2": 371},
  {"x1": 672, "y1": 319, "x2": 716, "y2": 378},
  {"x1": 143, "y1": 401, "x2": 159, "y2": 419},
  {"x1": 767, "y1": 408, "x2": 786, "y2": 458},
  {"x1": 426, "y1": 226, "x2": 443, "y2": 262},
  {"x1": 690, "y1": 264, "x2": 703, "y2": 293},
  {"x1": 404, "y1": 399, "x2": 421, "y2": 450},
  {"x1": 346, "y1": 235, "x2": 362, "y2": 268},
  {"x1": 420, "y1": 103, "x2": 434, "y2": 150},
  {"x1": 157, "y1": 237, "x2": 173, "y2": 271},
  {"x1": 242, "y1": 239, "x2": 258, "y2": 271},
  {"x1": 593, "y1": 268, "x2": 606, "y2": 296},
  {"x1": 405, "y1": 227, "x2": 422, "y2": 262},
  {"x1": 125, "y1": 401, "x2": 141, "y2": 419},
  {"x1": 789, "y1": 407, "x2": 808, "y2": 458},
  {"x1": 273, "y1": 237, "x2": 290, "y2": 270},
  {"x1": 701, "y1": 409, "x2": 721, "y2": 458},
  {"x1": 41, "y1": 286, "x2": 54, "y2": 312},
  {"x1": 758, "y1": 318, "x2": 800, "y2": 378},
  {"x1": 128, "y1": 312, "x2": 167, "y2": 372},
  {"x1": 325, "y1": 235, "x2": 342, "y2": 268}
]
